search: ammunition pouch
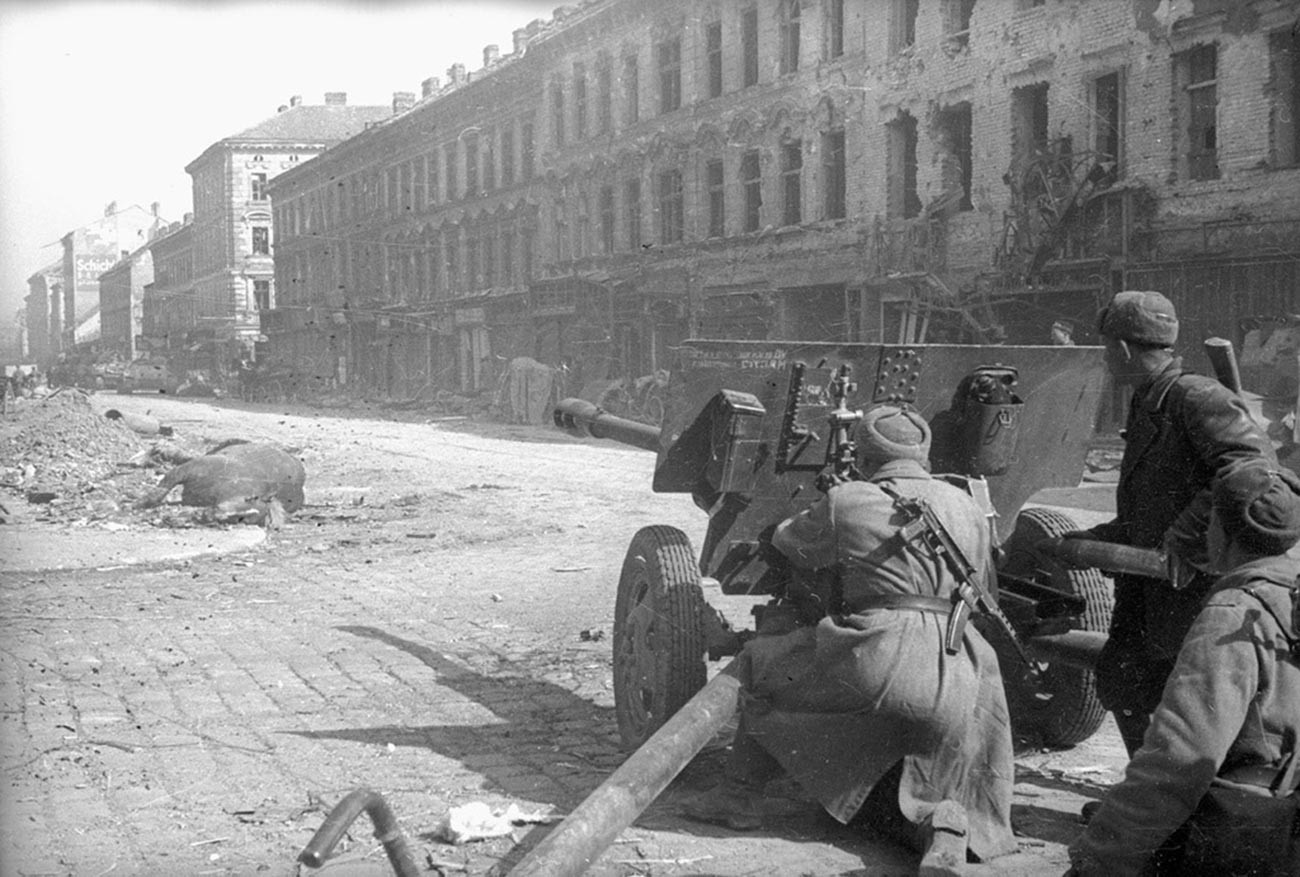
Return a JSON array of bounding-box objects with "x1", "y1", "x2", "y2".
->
[{"x1": 955, "y1": 366, "x2": 1023, "y2": 477}]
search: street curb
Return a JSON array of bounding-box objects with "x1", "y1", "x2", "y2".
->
[{"x1": 0, "y1": 524, "x2": 267, "y2": 573}]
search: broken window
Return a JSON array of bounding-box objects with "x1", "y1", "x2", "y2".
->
[
  {"x1": 782, "y1": 140, "x2": 802, "y2": 226},
  {"x1": 658, "y1": 169, "x2": 684, "y2": 243},
  {"x1": 1177, "y1": 43, "x2": 1218, "y2": 181},
  {"x1": 891, "y1": 0, "x2": 918, "y2": 53},
  {"x1": 707, "y1": 158, "x2": 725, "y2": 237},
  {"x1": 1270, "y1": 28, "x2": 1300, "y2": 167},
  {"x1": 742, "y1": 8, "x2": 759, "y2": 87},
  {"x1": 501, "y1": 127, "x2": 516, "y2": 187},
  {"x1": 1012, "y1": 81, "x2": 1050, "y2": 160},
  {"x1": 551, "y1": 81, "x2": 566, "y2": 147},
  {"x1": 887, "y1": 112, "x2": 921, "y2": 219},
  {"x1": 252, "y1": 226, "x2": 269, "y2": 255},
  {"x1": 827, "y1": 0, "x2": 845, "y2": 59},
  {"x1": 658, "y1": 38, "x2": 681, "y2": 114},
  {"x1": 780, "y1": 1, "x2": 800, "y2": 75},
  {"x1": 250, "y1": 172, "x2": 268, "y2": 201},
  {"x1": 623, "y1": 53, "x2": 639, "y2": 125},
  {"x1": 625, "y1": 178, "x2": 642, "y2": 249},
  {"x1": 944, "y1": 0, "x2": 976, "y2": 53},
  {"x1": 522, "y1": 117, "x2": 535, "y2": 181},
  {"x1": 464, "y1": 132, "x2": 480, "y2": 196},
  {"x1": 822, "y1": 130, "x2": 846, "y2": 220},
  {"x1": 574, "y1": 62, "x2": 588, "y2": 138},
  {"x1": 936, "y1": 103, "x2": 974, "y2": 211},
  {"x1": 600, "y1": 185, "x2": 615, "y2": 253},
  {"x1": 742, "y1": 149, "x2": 763, "y2": 231},
  {"x1": 253, "y1": 280, "x2": 271, "y2": 311},
  {"x1": 1091, "y1": 71, "x2": 1124, "y2": 182},
  {"x1": 445, "y1": 143, "x2": 459, "y2": 200},
  {"x1": 706, "y1": 21, "x2": 723, "y2": 98},
  {"x1": 597, "y1": 62, "x2": 613, "y2": 134}
]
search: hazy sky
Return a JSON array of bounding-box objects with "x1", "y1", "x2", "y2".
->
[{"x1": 0, "y1": 0, "x2": 560, "y2": 327}]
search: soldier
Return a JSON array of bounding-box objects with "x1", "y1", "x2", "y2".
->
[
  {"x1": 1069, "y1": 290, "x2": 1275, "y2": 755},
  {"x1": 682, "y1": 404, "x2": 1017, "y2": 876},
  {"x1": 1067, "y1": 461, "x2": 1300, "y2": 876}
]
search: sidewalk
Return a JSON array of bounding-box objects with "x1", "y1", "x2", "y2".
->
[{"x1": 0, "y1": 522, "x2": 266, "y2": 572}]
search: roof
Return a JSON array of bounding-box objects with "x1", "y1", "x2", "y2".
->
[{"x1": 187, "y1": 103, "x2": 391, "y2": 172}]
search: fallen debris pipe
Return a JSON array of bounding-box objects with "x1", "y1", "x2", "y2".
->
[
  {"x1": 510, "y1": 662, "x2": 742, "y2": 877},
  {"x1": 1037, "y1": 537, "x2": 1168, "y2": 580},
  {"x1": 298, "y1": 788, "x2": 420, "y2": 877},
  {"x1": 1027, "y1": 630, "x2": 1108, "y2": 670}
]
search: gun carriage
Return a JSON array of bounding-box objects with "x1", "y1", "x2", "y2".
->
[{"x1": 555, "y1": 339, "x2": 1114, "y2": 752}]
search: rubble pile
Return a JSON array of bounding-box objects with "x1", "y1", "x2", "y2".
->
[{"x1": 0, "y1": 390, "x2": 150, "y2": 520}]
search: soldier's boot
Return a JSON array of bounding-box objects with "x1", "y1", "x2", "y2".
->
[
  {"x1": 918, "y1": 799, "x2": 968, "y2": 877},
  {"x1": 680, "y1": 775, "x2": 764, "y2": 831}
]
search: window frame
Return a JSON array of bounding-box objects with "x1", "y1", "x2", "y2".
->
[{"x1": 781, "y1": 139, "x2": 803, "y2": 226}]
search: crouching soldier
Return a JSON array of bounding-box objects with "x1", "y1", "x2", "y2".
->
[
  {"x1": 682, "y1": 404, "x2": 1017, "y2": 876},
  {"x1": 1068, "y1": 460, "x2": 1300, "y2": 876}
]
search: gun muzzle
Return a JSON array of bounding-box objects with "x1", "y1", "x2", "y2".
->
[{"x1": 1038, "y1": 537, "x2": 1168, "y2": 580}]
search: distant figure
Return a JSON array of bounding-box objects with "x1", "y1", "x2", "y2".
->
[{"x1": 1050, "y1": 320, "x2": 1076, "y2": 346}]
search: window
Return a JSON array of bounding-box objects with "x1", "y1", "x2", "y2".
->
[
  {"x1": 658, "y1": 38, "x2": 681, "y2": 114},
  {"x1": 822, "y1": 130, "x2": 846, "y2": 219},
  {"x1": 552, "y1": 80, "x2": 566, "y2": 147},
  {"x1": 414, "y1": 158, "x2": 428, "y2": 206},
  {"x1": 574, "y1": 63, "x2": 588, "y2": 138},
  {"x1": 827, "y1": 0, "x2": 845, "y2": 59},
  {"x1": 387, "y1": 166, "x2": 400, "y2": 212},
  {"x1": 706, "y1": 21, "x2": 723, "y2": 98},
  {"x1": 780, "y1": 1, "x2": 800, "y2": 74},
  {"x1": 937, "y1": 103, "x2": 974, "y2": 211},
  {"x1": 501, "y1": 127, "x2": 516, "y2": 186},
  {"x1": 465, "y1": 133, "x2": 480, "y2": 195},
  {"x1": 445, "y1": 228, "x2": 459, "y2": 289},
  {"x1": 252, "y1": 226, "x2": 270, "y2": 255},
  {"x1": 502, "y1": 228, "x2": 516, "y2": 286},
  {"x1": 600, "y1": 185, "x2": 615, "y2": 253},
  {"x1": 944, "y1": 0, "x2": 976, "y2": 52},
  {"x1": 253, "y1": 280, "x2": 271, "y2": 311},
  {"x1": 597, "y1": 63, "x2": 613, "y2": 134},
  {"x1": 781, "y1": 140, "x2": 802, "y2": 226},
  {"x1": 706, "y1": 159, "x2": 725, "y2": 238},
  {"x1": 1271, "y1": 29, "x2": 1300, "y2": 167},
  {"x1": 658, "y1": 169, "x2": 684, "y2": 244},
  {"x1": 1092, "y1": 71, "x2": 1124, "y2": 182},
  {"x1": 484, "y1": 131, "x2": 496, "y2": 191},
  {"x1": 886, "y1": 112, "x2": 922, "y2": 219},
  {"x1": 741, "y1": 149, "x2": 762, "y2": 231},
  {"x1": 625, "y1": 178, "x2": 642, "y2": 249},
  {"x1": 742, "y1": 8, "x2": 759, "y2": 87},
  {"x1": 445, "y1": 143, "x2": 459, "y2": 199},
  {"x1": 623, "y1": 54, "x2": 639, "y2": 125},
  {"x1": 1178, "y1": 43, "x2": 1219, "y2": 181},
  {"x1": 522, "y1": 117, "x2": 536, "y2": 180},
  {"x1": 427, "y1": 154, "x2": 439, "y2": 204},
  {"x1": 466, "y1": 230, "x2": 481, "y2": 288},
  {"x1": 251, "y1": 173, "x2": 268, "y2": 201},
  {"x1": 1012, "y1": 82, "x2": 1050, "y2": 158},
  {"x1": 577, "y1": 196, "x2": 590, "y2": 258}
]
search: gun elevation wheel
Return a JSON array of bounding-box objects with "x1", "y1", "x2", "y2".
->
[
  {"x1": 999, "y1": 507, "x2": 1114, "y2": 747},
  {"x1": 613, "y1": 525, "x2": 708, "y2": 751}
]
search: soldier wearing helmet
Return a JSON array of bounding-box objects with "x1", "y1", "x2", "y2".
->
[
  {"x1": 683, "y1": 404, "x2": 1016, "y2": 875},
  {"x1": 1067, "y1": 290, "x2": 1276, "y2": 756}
]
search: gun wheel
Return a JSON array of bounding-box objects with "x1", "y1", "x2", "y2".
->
[
  {"x1": 999, "y1": 507, "x2": 1113, "y2": 748},
  {"x1": 613, "y1": 526, "x2": 708, "y2": 751}
]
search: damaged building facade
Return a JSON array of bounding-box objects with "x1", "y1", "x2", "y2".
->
[{"x1": 266, "y1": 0, "x2": 1300, "y2": 407}]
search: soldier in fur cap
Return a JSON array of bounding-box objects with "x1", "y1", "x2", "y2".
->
[
  {"x1": 1069, "y1": 460, "x2": 1300, "y2": 876},
  {"x1": 682, "y1": 404, "x2": 1016, "y2": 876}
]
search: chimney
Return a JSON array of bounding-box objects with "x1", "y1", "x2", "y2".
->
[
  {"x1": 104, "y1": 201, "x2": 117, "y2": 217},
  {"x1": 183, "y1": 212, "x2": 193, "y2": 224},
  {"x1": 151, "y1": 201, "x2": 160, "y2": 217},
  {"x1": 513, "y1": 28, "x2": 529, "y2": 55},
  {"x1": 290, "y1": 95, "x2": 303, "y2": 107},
  {"x1": 554, "y1": 5, "x2": 578, "y2": 21},
  {"x1": 421, "y1": 76, "x2": 441, "y2": 98},
  {"x1": 448, "y1": 63, "x2": 466, "y2": 86},
  {"x1": 324, "y1": 92, "x2": 347, "y2": 106},
  {"x1": 277, "y1": 104, "x2": 289, "y2": 113},
  {"x1": 483, "y1": 44, "x2": 500, "y2": 67},
  {"x1": 392, "y1": 91, "x2": 415, "y2": 114}
]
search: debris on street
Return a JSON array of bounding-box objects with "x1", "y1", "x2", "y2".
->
[
  {"x1": 104, "y1": 408, "x2": 175, "y2": 436},
  {"x1": 432, "y1": 802, "x2": 557, "y2": 844}
]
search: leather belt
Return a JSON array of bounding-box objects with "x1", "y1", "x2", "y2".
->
[{"x1": 849, "y1": 593, "x2": 953, "y2": 615}]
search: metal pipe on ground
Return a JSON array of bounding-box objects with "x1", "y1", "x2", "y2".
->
[{"x1": 509, "y1": 662, "x2": 742, "y2": 877}]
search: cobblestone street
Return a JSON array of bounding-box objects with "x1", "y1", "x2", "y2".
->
[{"x1": 1, "y1": 395, "x2": 1123, "y2": 876}]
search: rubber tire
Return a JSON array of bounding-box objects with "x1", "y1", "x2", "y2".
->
[
  {"x1": 998, "y1": 507, "x2": 1114, "y2": 748},
  {"x1": 613, "y1": 525, "x2": 708, "y2": 751}
]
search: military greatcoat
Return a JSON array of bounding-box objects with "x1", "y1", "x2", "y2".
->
[{"x1": 736, "y1": 458, "x2": 1017, "y2": 862}]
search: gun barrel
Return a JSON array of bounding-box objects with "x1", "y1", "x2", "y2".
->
[
  {"x1": 1027, "y1": 630, "x2": 1107, "y2": 670},
  {"x1": 1038, "y1": 537, "x2": 1168, "y2": 580},
  {"x1": 552, "y1": 397, "x2": 663, "y2": 453}
]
